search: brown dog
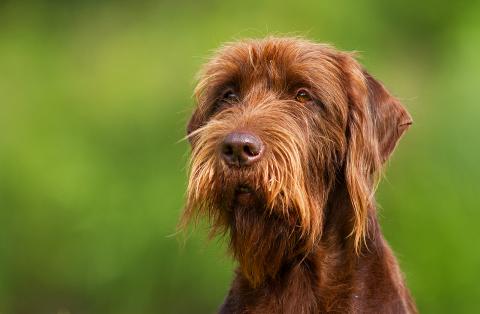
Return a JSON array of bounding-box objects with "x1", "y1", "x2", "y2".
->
[{"x1": 181, "y1": 37, "x2": 417, "y2": 313}]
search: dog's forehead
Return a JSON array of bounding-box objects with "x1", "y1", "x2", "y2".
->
[{"x1": 211, "y1": 38, "x2": 341, "y2": 91}]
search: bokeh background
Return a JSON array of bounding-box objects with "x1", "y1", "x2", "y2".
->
[{"x1": 1, "y1": 0, "x2": 479, "y2": 313}]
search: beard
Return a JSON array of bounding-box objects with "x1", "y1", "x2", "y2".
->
[{"x1": 226, "y1": 191, "x2": 306, "y2": 287}]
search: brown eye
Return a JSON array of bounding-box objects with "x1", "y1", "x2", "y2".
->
[
  {"x1": 212, "y1": 89, "x2": 239, "y2": 114},
  {"x1": 221, "y1": 89, "x2": 239, "y2": 103},
  {"x1": 295, "y1": 89, "x2": 312, "y2": 103}
]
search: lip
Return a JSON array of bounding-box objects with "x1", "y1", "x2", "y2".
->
[
  {"x1": 236, "y1": 185, "x2": 252, "y2": 194},
  {"x1": 233, "y1": 184, "x2": 255, "y2": 206}
]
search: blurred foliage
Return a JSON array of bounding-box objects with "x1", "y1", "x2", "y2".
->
[{"x1": 0, "y1": 0, "x2": 479, "y2": 313}]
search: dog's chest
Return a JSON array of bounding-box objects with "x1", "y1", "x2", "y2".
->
[{"x1": 224, "y1": 264, "x2": 356, "y2": 314}]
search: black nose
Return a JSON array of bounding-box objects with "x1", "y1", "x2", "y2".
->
[{"x1": 221, "y1": 132, "x2": 264, "y2": 167}]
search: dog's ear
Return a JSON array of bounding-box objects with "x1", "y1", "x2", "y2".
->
[
  {"x1": 186, "y1": 68, "x2": 215, "y2": 144},
  {"x1": 186, "y1": 85, "x2": 210, "y2": 144},
  {"x1": 185, "y1": 109, "x2": 202, "y2": 146},
  {"x1": 341, "y1": 54, "x2": 412, "y2": 252},
  {"x1": 187, "y1": 108, "x2": 202, "y2": 140},
  {"x1": 363, "y1": 71, "x2": 413, "y2": 163}
]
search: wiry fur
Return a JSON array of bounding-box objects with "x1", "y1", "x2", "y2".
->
[{"x1": 180, "y1": 37, "x2": 416, "y2": 313}]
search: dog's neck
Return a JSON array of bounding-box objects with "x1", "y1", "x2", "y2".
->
[{"x1": 221, "y1": 185, "x2": 414, "y2": 313}]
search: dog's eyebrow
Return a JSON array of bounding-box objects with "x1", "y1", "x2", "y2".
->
[
  {"x1": 280, "y1": 69, "x2": 315, "y2": 90},
  {"x1": 208, "y1": 72, "x2": 241, "y2": 94}
]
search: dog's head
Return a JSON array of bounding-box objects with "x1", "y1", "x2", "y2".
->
[{"x1": 181, "y1": 37, "x2": 411, "y2": 286}]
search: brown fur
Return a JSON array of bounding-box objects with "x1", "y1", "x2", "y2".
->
[{"x1": 180, "y1": 37, "x2": 416, "y2": 313}]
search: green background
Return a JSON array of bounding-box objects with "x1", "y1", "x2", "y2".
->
[{"x1": 1, "y1": 1, "x2": 479, "y2": 313}]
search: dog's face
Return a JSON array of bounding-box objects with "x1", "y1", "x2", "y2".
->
[{"x1": 182, "y1": 37, "x2": 411, "y2": 286}]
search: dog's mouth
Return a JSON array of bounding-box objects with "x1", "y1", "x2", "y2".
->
[
  {"x1": 233, "y1": 184, "x2": 256, "y2": 206},
  {"x1": 236, "y1": 184, "x2": 252, "y2": 194}
]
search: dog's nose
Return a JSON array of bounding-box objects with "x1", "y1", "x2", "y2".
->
[{"x1": 221, "y1": 132, "x2": 264, "y2": 167}]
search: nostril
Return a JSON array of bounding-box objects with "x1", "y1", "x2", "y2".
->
[
  {"x1": 243, "y1": 144, "x2": 259, "y2": 157},
  {"x1": 223, "y1": 144, "x2": 234, "y2": 156}
]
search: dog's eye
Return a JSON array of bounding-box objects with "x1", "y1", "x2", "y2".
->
[
  {"x1": 212, "y1": 89, "x2": 239, "y2": 114},
  {"x1": 221, "y1": 90, "x2": 239, "y2": 103},
  {"x1": 295, "y1": 89, "x2": 312, "y2": 103}
]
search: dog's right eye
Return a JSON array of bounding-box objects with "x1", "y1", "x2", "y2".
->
[
  {"x1": 221, "y1": 90, "x2": 239, "y2": 103},
  {"x1": 211, "y1": 89, "x2": 239, "y2": 114},
  {"x1": 213, "y1": 89, "x2": 239, "y2": 113}
]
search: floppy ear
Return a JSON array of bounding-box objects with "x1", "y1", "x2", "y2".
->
[
  {"x1": 186, "y1": 69, "x2": 215, "y2": 144},
  {"x1": 187, "y1": 108, "x2": 202, "y2": 136},
  {"x1": 342, "y1": 56, "x2": 412, "y2": 252},
  {"x1": 186, "y1": 83, "x2": 210, "y2": 144},
  {"x1": 185, "y1": 108, "x2": 202, "y2": 146},
  {"x1": 363, "y1": 71, "x2": 413, "y2": 163}
]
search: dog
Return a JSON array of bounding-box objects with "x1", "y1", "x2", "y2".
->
[{"x1": 181, "y1": 37, "x2": 417, "y2": 313}]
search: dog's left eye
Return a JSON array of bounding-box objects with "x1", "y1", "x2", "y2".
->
[{"x1": 295, "y1": 89, "x2": 312, "y2": 103}]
